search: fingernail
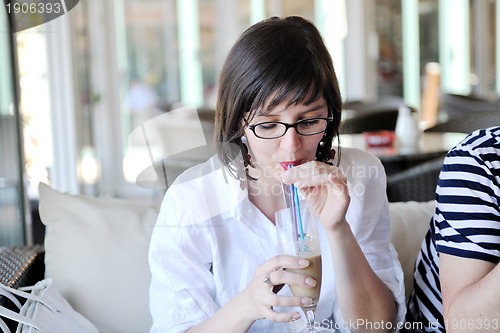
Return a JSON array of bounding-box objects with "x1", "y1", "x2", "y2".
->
[
  {"x1": 305, "y1": 277, "x2": 316, "y2": 287},
  {"x1": 291, "y1": 313, "x2": 301, "y2": 320},
  {"x1": 294, "y1": 181, "x2": 303, "y2": 188},
  {"x1": 298, "y1": 259, "x2": 309, "y2": 267},
  {"x1": 282, "y1": 174, "x2": 291, "y2": 182},
  {"x1": 301, "y1": 297, "x2": 312, "y2": 305}
]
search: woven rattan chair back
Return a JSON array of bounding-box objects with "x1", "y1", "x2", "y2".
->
[
  {"x1": 386, "y1": 157, "x2": 445, "y2": 202},
  {"x1": 425, "y1": 110, "x2": 500, "y2": 134},
  {"x1": 440, "y1": 93, "x2": 499, "y2": 117},
  {"x1": 340, "y1": 109, "x2": 399, "y2": 134}
]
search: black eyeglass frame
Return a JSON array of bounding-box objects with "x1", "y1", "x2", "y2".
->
[{"x1": 245, "y1": 116, "x2": 334, "y2": 139}]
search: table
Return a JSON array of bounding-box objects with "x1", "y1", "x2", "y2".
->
[{"x1": 339, "y1": 132, "x2": 468, "y2": 175}]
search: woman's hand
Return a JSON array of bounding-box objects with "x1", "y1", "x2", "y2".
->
[
  {"x1": 281, "y1": 161, "x2": 350, "y2": 231},
  {"x1": 242, "y1": 255, "x2": 316, "y2": 322}
]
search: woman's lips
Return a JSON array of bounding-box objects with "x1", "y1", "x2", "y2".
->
[{"x1": 279, "y1": 160, "x2": 302, "y2": 170}]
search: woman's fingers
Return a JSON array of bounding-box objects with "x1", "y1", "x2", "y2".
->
[
  {"x1": 271, "y1": 268, "x2": 317, "y2": 289},
  {"x1": 256, "y1": 256, "x2": 316, "y2": 291},
  {"x1": 281, "y1": 161, "x2": 350, "y2": 229},
  {"x1": 328, "y1": 168, "x2": 348, "y2": 186},
  {"x1": 259, "y1": 292, "x2": 313, "y2": 310},
  {"x1": 259, "y1": 305, "x2": 302, "y2": 322},
  {"x1": 253, "y1": 286, "x2": 312, "y2": 322},
  {"x1": 282, "y1": 161, "x2": 329, "y2": 184},
  {"x1": 283, "y1": 164, "x2": 348, "y2": 198},
  {"x1": 249, "y1": 255, "x2": 318, "y2": 321},
  {"x1": 255, "y1": 255, "x2": 310, "y2": 276},
  {"x1": 282, "y1": 161, "x2": 346, "y2": 188}
]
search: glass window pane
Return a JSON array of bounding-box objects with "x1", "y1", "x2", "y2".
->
[
  {"x1": 16, "y1": 28, "x2": 52, "y2": 198},
  {"x1": 0, "y1": 7, "x2": 25, "y2": 245},
  {"x1": 111, "y1": 0, "x2": 345, "y2": 191},
  {"x1": 116, "y1": 0, "x2": 179, "y2": 184},
  {"x1": 375, "y1": 0, "x2": 403, "y2": 96}
]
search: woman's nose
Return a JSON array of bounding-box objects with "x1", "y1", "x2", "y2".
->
[{"x1": 280, "y1": 127, "x2": 302, "y2": 152}]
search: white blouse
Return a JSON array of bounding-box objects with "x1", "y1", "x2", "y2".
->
[{"x1": 149, "y1": 147, "x2": 406, "y2": 333}]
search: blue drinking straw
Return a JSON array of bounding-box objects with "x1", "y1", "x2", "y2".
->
[
  {"x1": 293, "y1": 184, "x2": 305, "y2": 240},
  {"x1": 288, "y1": 165, "x2": 305, "y2": 241},
  {"x1": 287, "y1": 181, "x2": 299, "y2": 238}
]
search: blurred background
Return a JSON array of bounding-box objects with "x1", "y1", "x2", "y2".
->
[{"x1": 1, "y1": 0, "x2": 499, "y2": 245}]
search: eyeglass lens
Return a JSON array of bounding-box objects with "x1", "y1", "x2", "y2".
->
[{"x1": 253, "y1": 118, "x2": 328, "y2": 139}]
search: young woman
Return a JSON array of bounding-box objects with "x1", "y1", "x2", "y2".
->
[{"x1": 149, "y1": 16, "x2": 405, "y2": 333}]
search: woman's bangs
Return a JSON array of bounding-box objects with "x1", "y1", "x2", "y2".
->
[
  {"x1": 250, "y1": 56, "x2": 328, "y2": 118},
  {"x1": 265, "y1": 76, "x2": 325, "y2": 114}
]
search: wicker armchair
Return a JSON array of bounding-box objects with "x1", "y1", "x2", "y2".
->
[
  {"x1": 386, "y1": 157, "x2": 445, "y2": 202},
  {"x1": 340, "y1": 108, "x2": 399, "y2": 134},
  {"x1": 0, "y1": 246, "x2": 45, "y2": 288},
  {"x1": 440, "y1": 93, "x2": 499, "y2": 117},
  {"x1": 0, "y1": 245, "x2": 45, "y2": 330},
  {"x1": 425, "y1": 109, "x2": 500, "y2": 133}
]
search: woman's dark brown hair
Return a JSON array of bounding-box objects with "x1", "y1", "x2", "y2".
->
[{"x1": 215, "y1": 16, "x2": 342, "y2": 179}]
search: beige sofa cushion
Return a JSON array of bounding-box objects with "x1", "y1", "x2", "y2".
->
[
  {"x1": 389, "y1": 200, "x2": 435, "y2": 300},
  {"x1": 38, "y1": 183, "x2": 158, "y2": 333},
  {"x1": 38, "y1": 181, "x2": 434, "y2": 331}
]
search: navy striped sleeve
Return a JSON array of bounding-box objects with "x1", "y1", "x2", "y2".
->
[{"x1": 434, "y1": 127, "x2": 500, "y2": 263}]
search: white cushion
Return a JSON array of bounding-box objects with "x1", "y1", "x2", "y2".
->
[
  {"x1": 37, "y1": 181, "x2": 434, "y2": 328},
  {"x1": 389, "y1": 200, "x2": 435, "y2": 300},
  {"x1": 38, "y1": 183, "x2": 158, "y2": 333}
]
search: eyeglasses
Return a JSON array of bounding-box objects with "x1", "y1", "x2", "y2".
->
[{"x1": 246, "y1": 117, "x2": 333, "y2": 139}]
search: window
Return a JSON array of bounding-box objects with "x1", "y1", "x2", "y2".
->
[
  {"x1": 0, "y1": 6, "x2": 27, "y2": 245},
  {"x1": 85, "y1": 0, "x2": 337, "y2": 199},
  {"x1": 18, "y1": 0, "x2": 497, "y2": 205}
]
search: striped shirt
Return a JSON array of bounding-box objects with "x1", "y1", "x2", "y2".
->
[{"x1": 406, "y1": 126, "x2": 500, "y2": 332}]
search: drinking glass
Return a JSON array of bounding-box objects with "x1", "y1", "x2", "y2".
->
[{"x1": 275, "y1": 186, "x2": 331, "y2": 332}]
